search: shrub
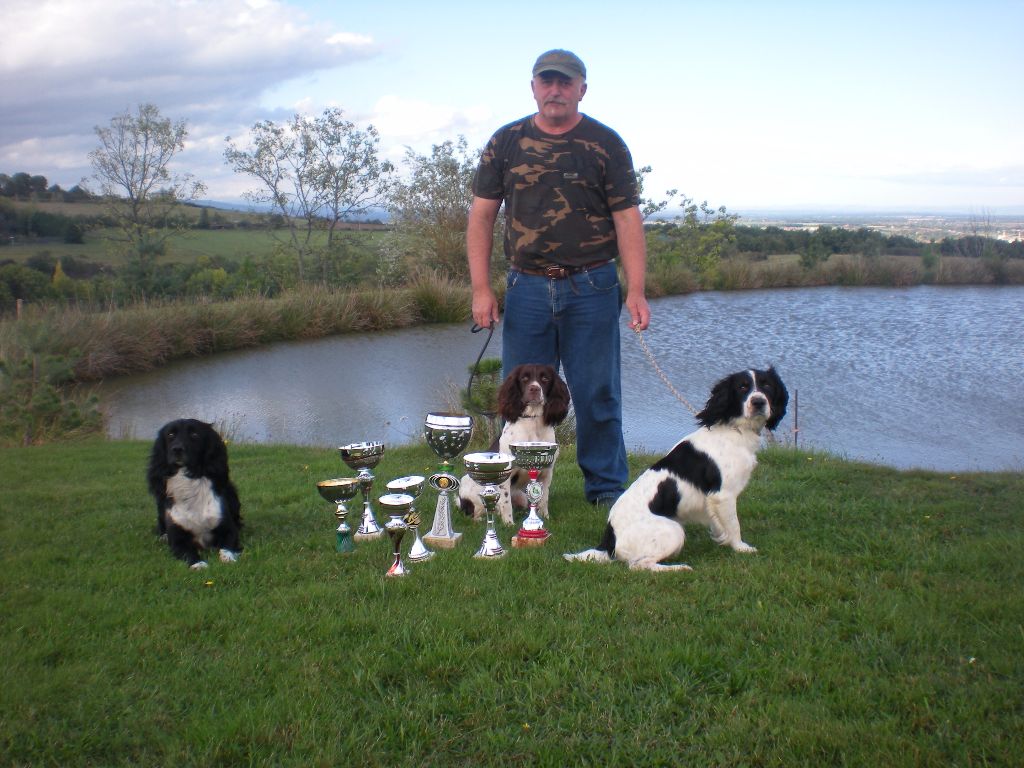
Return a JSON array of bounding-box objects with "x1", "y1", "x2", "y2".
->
[
  {"x1": 406, "y1": 272, "x2": 471, "y2": 324},
  {"x1": 0, "y1": 325, "x2": 102, "y2": 445}
]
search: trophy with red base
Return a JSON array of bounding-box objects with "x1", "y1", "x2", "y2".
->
[{"x1": 509, "y1": 441, "x2": 557, "y2": 548}]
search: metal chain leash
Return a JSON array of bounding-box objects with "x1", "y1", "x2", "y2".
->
[{"x1": 632, "y1": 326, "x2": 700, "y2": 417}]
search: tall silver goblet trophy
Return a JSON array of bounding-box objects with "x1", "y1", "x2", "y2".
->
[
  {"x1": 316, "y1": 477, "x2": 361, "y2": 554},
  {"x1": 509, "y1": 441, "x2": 558, "y2": 547},
  {"x1": 378, "y1": 492, "x2": 415, "y2": 577},
  {"x1": 339, "y1": 441, "x2": 385, "y2": 540},
  {"x1": 387, "y1": 475, "x2": 432, "y2": 562},
  {"x1": 422, "y1": 412, "x2": 473, "y2": 549},
  {"x1": 463, "y1": 451, "x2": 515, "y2": 559}
]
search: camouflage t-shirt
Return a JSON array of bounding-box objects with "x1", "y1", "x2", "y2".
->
[{"x1": 473, "y1": 114, "x2": 639, "y2": 270}]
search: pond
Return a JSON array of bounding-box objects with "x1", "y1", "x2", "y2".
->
[{"x1": 98, "y1": 285, "x2": 1024, "y2": 473}]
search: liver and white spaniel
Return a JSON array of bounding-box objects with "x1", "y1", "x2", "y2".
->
[
  {"x1": 565, "y1": 367, "x2": 788, "y2": 572},
  {"x1": 459, "y1": 364, "x2": 571, "y2": 524}
]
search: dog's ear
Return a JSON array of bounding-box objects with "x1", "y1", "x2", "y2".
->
[
  {"x1": 695, "y1": 374, "x2": 736, "y2": 429},
  {"x1": 203, "y1": 425, "x2": 231, "y2": 481},
  {"x1": 763, "y1": 366, "x2": 789, "y2": 432},
  {"x1": 543, "y1": 373, "x2": 571, "y2": 426},
  {"x1": 147, "y1": 425, "x2": 171, "y2": 495},
  {"x1": 498, "y1": 367, "x2": 525, "y2": 422}
]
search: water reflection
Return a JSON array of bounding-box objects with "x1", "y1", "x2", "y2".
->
[{"x1": 99, "y1": 285, "x2": 1024, "y2": 472}]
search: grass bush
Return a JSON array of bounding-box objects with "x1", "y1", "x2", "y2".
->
[
  {"x1": 406, "y1": 273, "x2": 472, "y2": 324},
  {"x1": 645, "y1": 261, "x2": 699, "y2": 298},
  {"x1": 12, "y1": 289, "x2": 421, "y2": 383},
  {"x1": 2, "y1": 439, "x2": 1021, "y2": 766}
]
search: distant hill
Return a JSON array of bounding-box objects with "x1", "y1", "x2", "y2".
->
[{"x1": 195, "y1": 199, "x2": 391, "y2": 223}]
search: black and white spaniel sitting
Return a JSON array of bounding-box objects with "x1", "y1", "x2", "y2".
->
[
  {"x1": 565, "y1": 367, "x2": 788, "y2": 572},
  {"x1": 147, "y1": 418, "x2": 243, "y2": 569},
  {"x1": 459, "y1": 364, "x2": 571, "y2": 524}
]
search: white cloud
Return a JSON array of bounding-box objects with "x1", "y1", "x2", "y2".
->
[{"x1": 0, "y1": 0, "x2": 381, "y2": 193}]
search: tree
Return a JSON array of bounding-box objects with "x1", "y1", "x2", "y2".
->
[
  {"x1": 645, "y1": 194, "x2": 738, "y2": 287},
  {"x1": 636, "y1": 165, "x2": 679, "y2": 221},
  {"x1": 225, "y1": 108, "x2": 394, "y2": 283},
  {"x1": 311, "y1": 109, "x2": 395, "y2": 256},
  {"x1": 28, "y1": 175, "x2": 48, "y2": 199},
  {"x1": 88, "y1": 103, "x2": 205, "y2": 284},
  {"x1": 10, "y1": 173, "x2": 32, "y2": 199},
  {"x1": 385, "y1": 136, "x2": 479, "y2": 280}
]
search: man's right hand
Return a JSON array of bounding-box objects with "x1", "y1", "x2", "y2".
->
[{"x1": 472, "y1": 289, "x2": 500, "y2": 329}]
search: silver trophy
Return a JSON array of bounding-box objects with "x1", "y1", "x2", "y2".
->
[
  {"x1": 316, "y1": 477, "x2": 360, "y2": 554},
  {"x1": 422, "y1": 412, "x2": 473, "y2": 549},
  {"x1": 509, "y1": 441, "x2": 558, "y2": 547},
  {"x1": 379, "y1": 492, "x2": 415, "y2": 577},
  {"x1": 387, "y1": 475, "x2": 432, "y2": 562},
  {"x1": 339, "y1": 441, "x2": 385, "y2": 540},
  {"x1": 464, "y1": 451, "x2": 515, "y2": 559}
]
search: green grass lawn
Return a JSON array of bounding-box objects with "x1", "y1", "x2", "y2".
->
[{"x1": 1, "y1": 440, "x2": 1021, "y2": 766}]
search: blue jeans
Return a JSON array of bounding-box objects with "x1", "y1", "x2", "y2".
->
[{"x1": 502, "y1": 261, "x2": 627, "y2": 502}]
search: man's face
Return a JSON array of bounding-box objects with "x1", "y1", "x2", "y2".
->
[{"x1": 531, "y1": 71, "x2": 587, "y2": 124}]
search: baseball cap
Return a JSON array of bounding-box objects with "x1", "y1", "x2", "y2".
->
[{"x1": 532, "y1": 49, "x2": 586, "y2": 80}]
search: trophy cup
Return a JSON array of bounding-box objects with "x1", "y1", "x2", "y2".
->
[
  {"x1": 387, "y1": 475, "x2": 432, "y2": 562},
  {"x1": 316, "y1": 477, "x2": 361, "y2": 553},
  {"x1": 422, "y1": 412, "x2": 474, "y2": 549},
  {"x1": 378, "y1": 492, "x2": 415, "y2": 577},
  {"x1": 464, "y1": 451, "x2": 515, "y2": 559},
  {"x1": 339, "y1": 441, "x2": 385, "y2": 541},
  {"x1": 509, "y1": 441, "x2": 558, "y2": 548}
]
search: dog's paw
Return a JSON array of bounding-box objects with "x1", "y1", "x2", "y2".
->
[
  {"x1": 563, "y1": 549, "x2": 611, "y2": 564},
  {"x1": 629, "y1": 559, "x2": 693, "y2": 572},
  {"x1": 219, "y1": 549, "x2": 239, "y2": 563},
  {"x1": 732, "y1": 541, "x2": 757, "y2": 553},
  {"x1": 189, "y1": 560, "x2": 209, "y2": 570}
]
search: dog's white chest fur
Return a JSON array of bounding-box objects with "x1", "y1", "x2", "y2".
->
[
  {"x1": 689, "y1": 427, "x2": 760, "y2": 495},
  {"x1": 166, "y1": 471, "x2": 222, "y2": 545}
]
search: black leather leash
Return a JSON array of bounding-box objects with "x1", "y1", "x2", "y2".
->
[{"x1": 466, "y1": 323, "x2": 496, "y2": 417}]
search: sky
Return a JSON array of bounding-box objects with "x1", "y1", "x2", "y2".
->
[{"x1": 3, "y1": 0, "x2": 1023, "y2": 214}]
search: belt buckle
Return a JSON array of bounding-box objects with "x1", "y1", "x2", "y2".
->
[{"x1": 544, "y1": 265, "x2": 567, "y2": 279}]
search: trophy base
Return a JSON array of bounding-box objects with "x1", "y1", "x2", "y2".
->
[
  {"x1": 513, "y1": 531, "x2": 550, "y2": 548},
  {"x1": 422, "y1": 532, "x2": 462, "y2": 549},
  {"x1": 474, "y1": 530, "x2": 506, "y2": 559},
  {"x1": 354, "y1": 531, "x2": 384, "y2": 541}
]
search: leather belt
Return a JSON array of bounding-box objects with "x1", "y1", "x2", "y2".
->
[{"x1": 511, "y1": 259, "x2": 613, "y2": 279}]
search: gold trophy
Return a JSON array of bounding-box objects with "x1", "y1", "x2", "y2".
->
[{"x1": 316, "y1": 477, "x2": 360, "y2": 553}]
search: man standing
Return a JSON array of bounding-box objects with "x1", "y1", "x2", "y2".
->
[{"x1": 467, "y1": 49, "x2": 650, "y2": 508}]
